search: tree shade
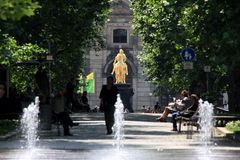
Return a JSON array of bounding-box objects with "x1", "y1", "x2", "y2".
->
[
  {"x1": 131, "y1": 0, "x2": 240, "y2": 111},
  {"x1": 0, "y1": 0, "x2": 110, "y2": 94}
]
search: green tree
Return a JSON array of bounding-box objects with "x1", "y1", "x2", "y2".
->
[
  {"x1": 3, "y1": 0, "x2": 110, "y2": 93},
  {"x1": 0, "y1": 33, "x2": 46, "y2": 92},
  {"x1": 132, "y1": 0, "x2": 240, "y2": 111},
  {"x1": 0, "y1": 0, "x2": 40, "y2": 20},
  {"x1": 0, "y1": 0, "x2": 45, "y2": 93}
]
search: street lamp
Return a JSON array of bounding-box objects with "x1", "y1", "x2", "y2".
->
[{"x1": 46, "y1": 54, "x2": 54, "y2": 101}]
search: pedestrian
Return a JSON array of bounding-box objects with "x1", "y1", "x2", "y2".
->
[
  {"x1": 65, "y1": 77, "x2": 76, "y2": 112},
  {"x1": 53, "y1": 91, "x2": 78, "y2": 136},
  {"x1": 99, "y1": 76, "x2": 119, "y2": 135},
  {"x1": 154, "y1": 102, "x2": 160, "y2": 113},
  {"x1": 171, "y1": 94, "x2": 199, "y2": 131},
  {"x1": 81, "y1": 91, "x2": 90, "y2": 112}
]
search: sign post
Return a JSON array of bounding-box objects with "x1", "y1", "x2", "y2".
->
[
  {"x1": 180, "y1": 48, "x2": 196, "y2": 70},
  {"x1": 180, "y1": 48, "x2": 196, "y2": 93},
  {"x1": 180, "y1": 48, "x2": 196, "y2": 62},
  {"x1": 183, "y1": 62, "x2": 193, "y2": 70}
]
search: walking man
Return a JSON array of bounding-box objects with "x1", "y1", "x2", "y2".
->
[{"x1": 99, "y1": 76, "x2": 119, "y2": 134}]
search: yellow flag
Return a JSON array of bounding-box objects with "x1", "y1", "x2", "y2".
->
[
  {"x1": 86, "y1": 72, "x2": 94, "y2": 80},
  {"x1": 86, "y1": 72, "x2": 95, "y2": 93}
]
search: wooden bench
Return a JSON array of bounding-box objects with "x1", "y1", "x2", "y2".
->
[
  {"x1": 213, "y1": 105, "x2": 240, "y2": 126},
  {"x1": 177, "y1": 116, "x2": 199, "y2": 132},
  {"x1": 177, "y1": 115, "x2": 200, "y2": 139},
  {"x1": 177, "y1": 115, "x2": 240, "y2": 130},
  {"x1": 214, "y1": 106, "x2": 229, "y2": 114},
  {"x1": 213, "y1": 115, "x2": 240, "y2": 127},
  {"x1": 176, "y1": 104, "x2": 240, "y2": 139}
]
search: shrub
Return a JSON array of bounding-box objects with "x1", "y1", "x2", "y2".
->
[
  {"x1": 0, "y1": 120, "x2": 19, "y2": 135},
  {"x1": 226, "y1": 120, "x2": 240, "y2": 133}
]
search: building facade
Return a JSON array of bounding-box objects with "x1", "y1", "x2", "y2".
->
[{"x1": 85, "y1": 0, "x2": 157, "y2": 111}]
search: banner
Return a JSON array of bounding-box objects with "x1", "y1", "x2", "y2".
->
[{"x1": 85, "y1": 72, "x2": 95, "y2": 94}]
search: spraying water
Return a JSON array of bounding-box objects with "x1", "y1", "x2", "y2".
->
[
  {"x1": 113, "y1": 94, "x2": 125, "y2": 149},
  {"x1": 198, "y1": 99, "x2": 214, "y2": 153},
  {"x1": 21, "y1": 97, "x2": 40, "y2": 149}
]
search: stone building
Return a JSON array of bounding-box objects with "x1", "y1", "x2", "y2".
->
[{"x1": 85, "y1": 0, "x2": 157, "y2": 111}]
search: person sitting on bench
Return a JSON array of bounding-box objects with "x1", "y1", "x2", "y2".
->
[
  {"x1": 156, "y1": 90, "x2": 191, "y2": 122},
  {"x1": 80, "y1": 91, "x2": 90, "y2": 112},
  {"x1": 172, "y1": 94, "x2": 199, "y2": 131}
]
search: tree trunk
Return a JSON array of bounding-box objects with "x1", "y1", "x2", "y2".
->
[{"x1": 229, "y1": 68, "x2": 240, "y2": 112}]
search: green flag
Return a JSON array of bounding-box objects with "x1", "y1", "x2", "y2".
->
[{"x1": 85, "y1": 72, "x2": 95, "y2": 93}]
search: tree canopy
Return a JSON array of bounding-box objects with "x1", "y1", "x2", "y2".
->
[
  {"x1": 132, "y1": 0, "x2": 240, "y2": 111},
  {"x1": 0, "y1": 0, "x2": 45, "y2": 92},
  {"x1": 0, "y1": 0, "x2": 40, "y2": 20},
  {"x1": 1, "y1": 0, "x2": 110, "y2": 93}
]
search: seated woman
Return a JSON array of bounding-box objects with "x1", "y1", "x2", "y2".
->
[
  {"x1": 156, "y1": 90, "x2": 191, "y2": 122},
  {"x1": 81, "y1": 91, "x2": 90, "y2": 112},
  {"x1": 53, "y1": 91, "x2": 78, "y2": 136},
  {"x1": 172, "y1": 94, "x2": 199, "y2": 131}
]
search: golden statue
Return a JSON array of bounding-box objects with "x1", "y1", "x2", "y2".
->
[{"x1": 111, "y1": 49, "x2": 128, "y2": 84}]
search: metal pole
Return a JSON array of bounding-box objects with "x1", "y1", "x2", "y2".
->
[{"x1": 206, "y1": 72, "x2": 209, "y2": 93}]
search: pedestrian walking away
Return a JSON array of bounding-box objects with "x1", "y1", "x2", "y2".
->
[{"x1": 99, "y1": 76, "x2": 119, "y2": 135}]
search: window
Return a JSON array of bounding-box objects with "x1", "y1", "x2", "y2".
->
[{"x1": 113, "y1": 29, "x2": 127, "y2": 43}]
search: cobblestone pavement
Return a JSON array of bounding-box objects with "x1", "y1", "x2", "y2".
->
[{"x1": 0, "y1": 112, "x2": 240, "y2": 160}]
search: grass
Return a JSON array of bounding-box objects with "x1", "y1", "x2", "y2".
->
[{"x1": 0, "y1": 120, "x2": 19, "y2": 136}]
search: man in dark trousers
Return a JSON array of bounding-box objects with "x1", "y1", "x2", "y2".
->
[
  {"x1": 65, "y1": 77, "x2": 76, "y2": 112},
  {"x1": 99, "y1": 76, "x2": 119, "y2": 135}
]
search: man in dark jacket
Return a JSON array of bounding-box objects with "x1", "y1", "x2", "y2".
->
[{"x1": 99, "y1": 76, "x2": 119, "y2": 135}]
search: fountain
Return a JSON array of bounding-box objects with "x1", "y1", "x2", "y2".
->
[
  {"x1": 21, "y1": 96, "x2": 40, "y2": 149},
  {"x1": 198, "y1": 99, "x2": 214, "y2": 156},
  {"x1": 113, "y1": 94, "x2": 125, "y2": 149}
]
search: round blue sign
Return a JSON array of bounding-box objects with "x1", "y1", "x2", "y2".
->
[{"x1": 180, "y1": 48, "x2": 196, "y2": 62}]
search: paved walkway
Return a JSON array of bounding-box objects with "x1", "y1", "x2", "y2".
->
[{"x1": 0, "y1": 112, "x2": 240, "y2": 160}]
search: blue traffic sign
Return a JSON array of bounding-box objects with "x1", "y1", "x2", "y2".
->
[{"x1": 180, "y1": 48, "x2": 196, "y2": 62}]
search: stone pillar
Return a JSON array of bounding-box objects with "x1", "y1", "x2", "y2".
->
[
  {"x1": 39, "y1": 103, "x2": 52, "y2": 130},
  {"x1": 116, "y1": 84, "x2": 134, "y2": 112}
]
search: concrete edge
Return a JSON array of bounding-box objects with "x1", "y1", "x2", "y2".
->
[
  {"x1": 215, "y1": 127, "x2": 240, "y2": 141},
  {"x1": 0, "y1": 130, "x2": 18, "y2": 140}
]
